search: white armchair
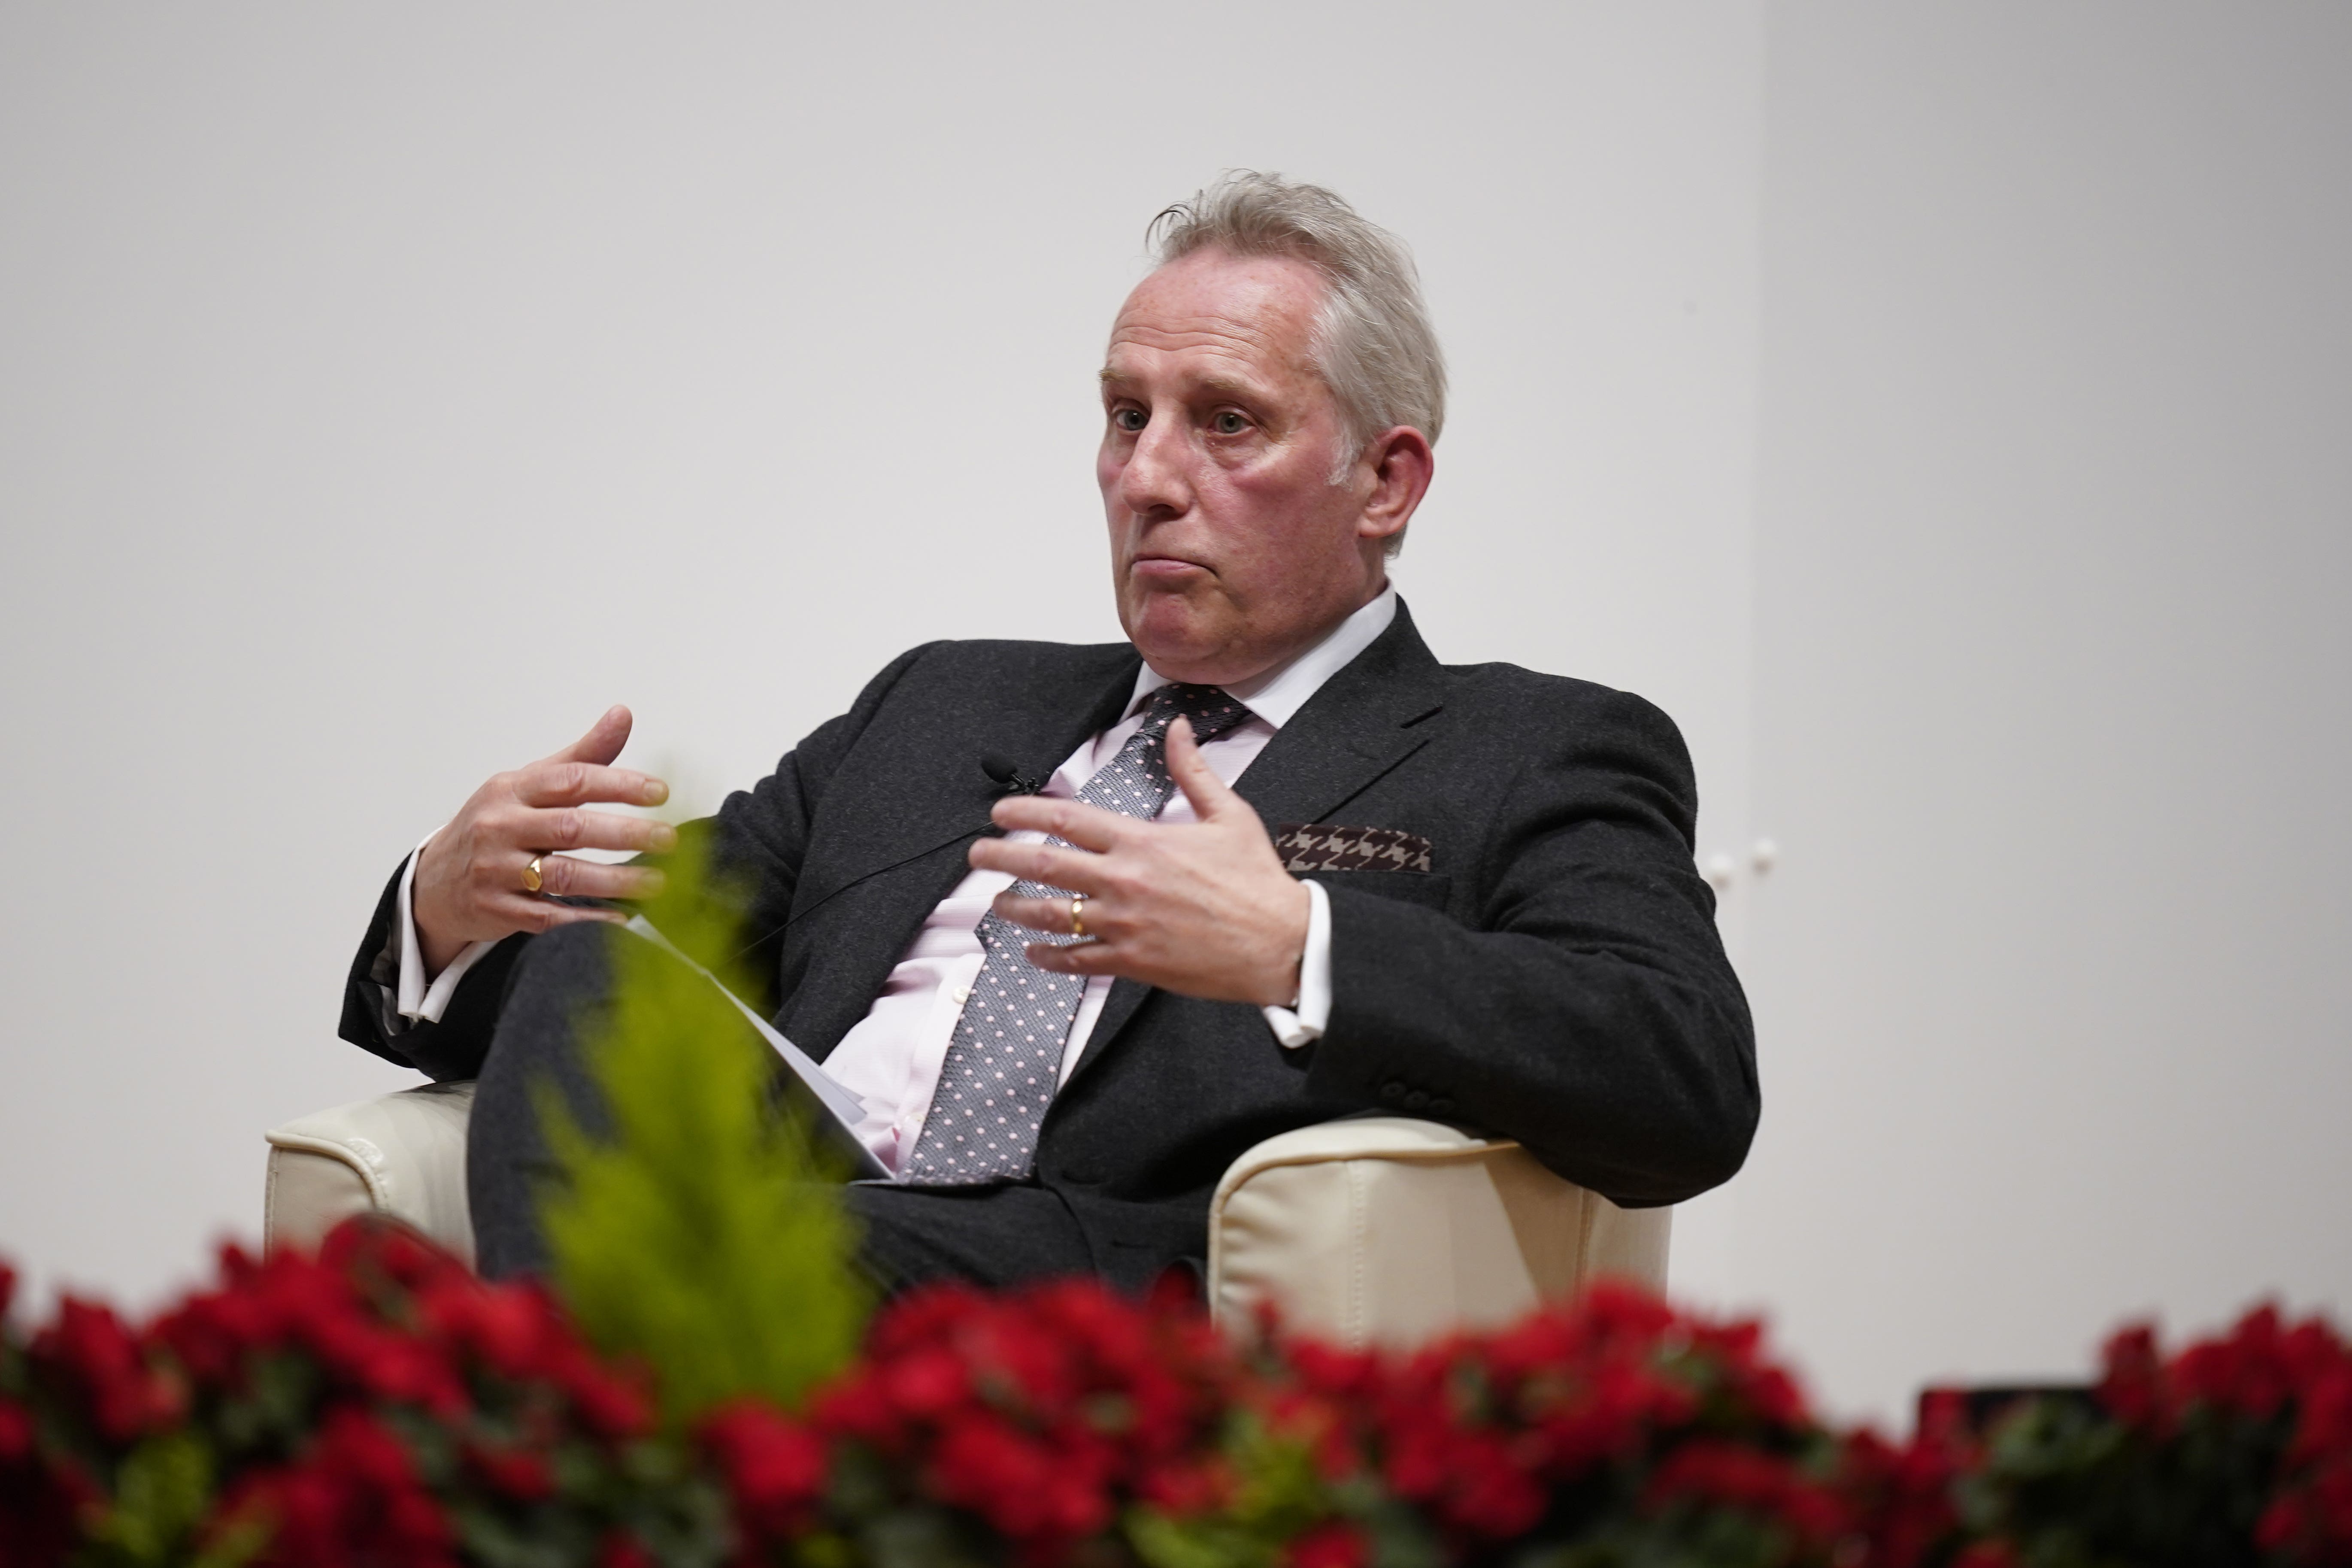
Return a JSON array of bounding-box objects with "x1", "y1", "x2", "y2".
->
[{"x1": 267, "y1": 1085, "x2": 1668, "y2": 1349}]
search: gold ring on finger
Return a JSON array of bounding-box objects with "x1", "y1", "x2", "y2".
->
[
  {"x1": 1069, "y1": 895, "x2": 1086, "y2": 940},
  {"x1": 522, "y1": 855, "x2": 545, "y2": 895}
]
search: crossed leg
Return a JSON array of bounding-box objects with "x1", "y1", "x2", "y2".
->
[{"x1": 463, "y1": 922, "x2": 1096, "y2": 1290}]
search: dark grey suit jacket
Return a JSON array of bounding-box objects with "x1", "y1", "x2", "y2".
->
[{"x1": 340, "y1": 602, "x2": 1757, "y2": 1286}]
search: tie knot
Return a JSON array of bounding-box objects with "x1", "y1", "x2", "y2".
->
[{"x1": 1143, "y1": 683, "x2": 1252, "y2": 744}]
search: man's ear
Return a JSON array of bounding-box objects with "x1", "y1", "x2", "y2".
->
[{"x1": 1356, "y1": 425, "x2": 1435, "y2": 549}]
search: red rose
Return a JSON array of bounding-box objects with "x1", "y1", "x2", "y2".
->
[
  {"x1": 2176, "y1": 1304, "x2": 2298, "y2": 1419},
  {"x1": 922, "y1": 1407, "x2": 1115, "y2": 1548},
  {"x1": 1285, "y1": 1521, "x2": 1370, "y2": 1568},
  {"x1": 1832, "y1": 1425, "x2": 1967, "y2": 1568},
  {"x1": 32, "y1": 1298, "x2": 177, "y2": 1444},
  {"x1": 864, "y1": 1282, "x2": 991, "y2": 1359},
  {"x1": 1285, "y1": 1341, "x2": 1380, "y2": 1403},
  {"x1": 1443, "y1": 1438, "x2": 1548, "y2": 1538},
  {"x1": 701, "y1": 1398, "x2": 830, "y2": 1539},
  {"x1": 597, "y1": 1530, "x2": 658, "y2": 1568},
  {"x1": 0, "y1": 1398, "x2": 33, "y2": 1464},
  {"x1": 554, "y1": 1352, "x2": 655, "y2": 1442},
  {"x1": 430, "y1": 1282, "x2": 559, "y2": 1383},
  {"x1": 465, "y1": 1441, "x2": 556, "y2": 1502},
  {"x1": 1136, "y1": 1453, "x2": 1234, "y2": 1516},
  {"x1": 212, "y1": 1407, "x2": 456, "y2": 1568},
  {"x1": 879, "y1": 1343, "x2": 972, "y2": 1421},
  {"x1": 2098, "y1": 1323, "x2": 2169, "y2": 1429},
  {"x1": 1949, "y1": 1544, "x2": 2021, "y2": 1568},
  {"x1": 1650, "y1": 1441, "x2": 1844, "y2": 1544},
  {"x1": 2288, "y1": 1364, "x2": 2352, "y2": 1467},
  {"x1": 313, "y1": 1404, "x2": 423, "y2": 1493}
]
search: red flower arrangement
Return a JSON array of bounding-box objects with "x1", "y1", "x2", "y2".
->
[
  {"x1": 1, "y1": 1223, "x2": 695, "y2": 1568},
  {"x1": 1952, "y1": 1303, "x2": 2352, "y2": 1568},
  {"x1": 1258, "y1": 1283, "x2": 1854, "y2": 1565},
  {"x1": 807, "y1": 1277, "x2": 1241, "y2": 1562},
  {"x1": 5, "y1": 1219, "x2": 2351, "y2": 1568}
]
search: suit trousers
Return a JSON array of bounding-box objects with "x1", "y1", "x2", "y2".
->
[{"x1": 467, "y1": 921, "x2": 1100, "y2": 1292}]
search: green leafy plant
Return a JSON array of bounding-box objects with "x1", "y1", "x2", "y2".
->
[{"x1": 537, "y1": 840, "x2": 872, "y2": 1427}]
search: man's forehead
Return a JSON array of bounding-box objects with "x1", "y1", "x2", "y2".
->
[
  {"x1": 1102, "y1": 252, "x2": 1325, "y2": 386},
  {"x1": 1100, "y1": 319, "x2": 1288, "y2": 384}
]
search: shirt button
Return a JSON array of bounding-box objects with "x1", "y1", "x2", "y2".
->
[
  {"x1": 1380, "y1": 1081, "x2": 1407, "y2": 1103},
  {"x1": 950, "y1": 985, "x2": 971, "y2": 1005},
  {"x1": 1404, "y1": 1089, "x2": 1431, "y2": 1111}
]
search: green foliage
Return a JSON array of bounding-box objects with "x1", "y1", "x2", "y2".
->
[
  {"x1": 1126, "y1": 1413, "x2": 1439, "y2": 1568},
  {"x1": 537, "y1": 839, "x2": 871, "y2": 1427},
  {"x1": 1125, "y1": 1414, "x2": 1315, "y2": 1568},
  {"x1": 79, "y1": 1431, "x2": 262, "y2": 1568},
  {"x1": 1960, "y1": 1395, "x2": 2288, "y2": 1568}
]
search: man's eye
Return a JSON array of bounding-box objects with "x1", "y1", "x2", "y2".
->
[
  {"x1": 1113, "y1": 407, "x2": 1148, "y2": 433},
  {"x1": 1212, "y1": 411, "x2": 1250, "y2": 435}
]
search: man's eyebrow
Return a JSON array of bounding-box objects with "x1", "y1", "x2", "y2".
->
[
  {"x1": 1094, "y1": 367, "x2": 1269, "y2": 403},
  {"x1": 1197, "y1": 374, "x2": 1268, "y2": 404}
]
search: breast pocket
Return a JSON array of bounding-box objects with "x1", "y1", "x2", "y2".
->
[{"x1": 1301, "y1": 870, "x2": 1454, "y2": 912}]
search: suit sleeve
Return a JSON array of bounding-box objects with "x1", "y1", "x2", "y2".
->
[
  {"x1": 1302, "y1": 689, "x2": 1758, "y2": 1208},
  {"x1": 334, "y1": 644, "x2": 940, "y2": 1080}
]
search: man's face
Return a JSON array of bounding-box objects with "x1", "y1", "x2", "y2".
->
[{"x1": 1098, "y1": 247, "x2": 1391, "y2": 685}]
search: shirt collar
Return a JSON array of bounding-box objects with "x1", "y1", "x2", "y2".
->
[{"x1": 1124, "y1": 583, "x2": 1398, "y2": 731}]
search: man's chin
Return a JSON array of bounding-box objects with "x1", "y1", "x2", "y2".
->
[{"x1": 1122, "y1": 596, "x2": 1237, "y2": 679}]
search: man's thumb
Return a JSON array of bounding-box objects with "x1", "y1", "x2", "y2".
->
[
  {"x1": 556, "y1": 705, "x2": 632, "y2": 766},
  {"x1": 1166, "y1": 716, "x2": 1233, "y2": 819}
]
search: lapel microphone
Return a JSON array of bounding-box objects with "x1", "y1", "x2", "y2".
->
[{"x1": 979, "y1": 752, "x2": 1043, "y2": 796}]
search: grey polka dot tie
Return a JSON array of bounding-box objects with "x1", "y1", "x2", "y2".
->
[{"x1": 902, "y1": 683, "x2": 1254, "y2": 1184}]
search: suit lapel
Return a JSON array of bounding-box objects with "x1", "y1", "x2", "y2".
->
[
  {"x1": 778, "y1": 646, "x2": 1138, "y2": 1057},
  {"x1": 790, "y1": 651, "x2": 1138, "y2": 922},
  {"x1": 1225, "y1": 601, "x2": 1449, "y2": 828},
  {"x1": 1067, "y1": 601, "x2": 1451, "y2": 1082}
]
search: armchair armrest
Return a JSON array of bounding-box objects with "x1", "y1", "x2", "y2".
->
[
  {"x1": 264, "y1": 1082, "x2": 477, "y2": 1265},
  {"x1": 261, "y1": 1089, "x2": 1670, "y2": 1350},
  {"x1": 1206, "y1": 1117, "x2": 1670, "y2": 1349}
]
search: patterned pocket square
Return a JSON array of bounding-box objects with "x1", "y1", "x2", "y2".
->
[{"x1": 1274, "y1": 824, "x2": 1435, "y2": 874}]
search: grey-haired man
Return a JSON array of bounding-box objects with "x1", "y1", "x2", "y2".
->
[{"x1": 341, "y1": 174, "x2": 1757, "y2": 1289}]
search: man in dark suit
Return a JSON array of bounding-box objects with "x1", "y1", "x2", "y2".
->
[{"x1": 339, "y1": 173, "x2": 1757, "y2": 1290}]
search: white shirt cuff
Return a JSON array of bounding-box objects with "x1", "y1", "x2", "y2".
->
[
  {"x1": 1260, "y1": 878, "x2": 1332, "y2": 1049},
  {"x1": 394, "y1": 833, "x2": 498, "y2": 1026}
]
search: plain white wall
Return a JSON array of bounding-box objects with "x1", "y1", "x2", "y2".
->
[
  {"x1": 0, "y1": 6, "x2": 1763, "y2": 1309},
  {"x1": 1720, "y1": 3, "x2": 2352, "y2": 1419}
]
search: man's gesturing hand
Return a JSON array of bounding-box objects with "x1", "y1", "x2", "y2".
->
[
  {"x1": 971, "y1": 717, "x2": 1311, "y2": 1007},
  {"x1": 411, "y1": 706, "x2": 676, "y2": 977}
]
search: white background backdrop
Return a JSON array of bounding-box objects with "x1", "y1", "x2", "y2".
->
[{"x1": 1, "y1": 2, "x2": 2343, "y2": 1422}]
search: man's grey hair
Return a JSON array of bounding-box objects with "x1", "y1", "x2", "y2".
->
[{"x1": 1149, "y1": 172, "x2": 1445, "y2": 555}]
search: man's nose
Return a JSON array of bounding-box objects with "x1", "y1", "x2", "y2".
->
[{"x1": 1118, "y1": 416, "x2": 1192, "y2": 518}]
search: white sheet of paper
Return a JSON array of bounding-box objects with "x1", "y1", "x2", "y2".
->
[{"x1": 621, "y1": 914, "x2": 874, "y2": 1133}]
